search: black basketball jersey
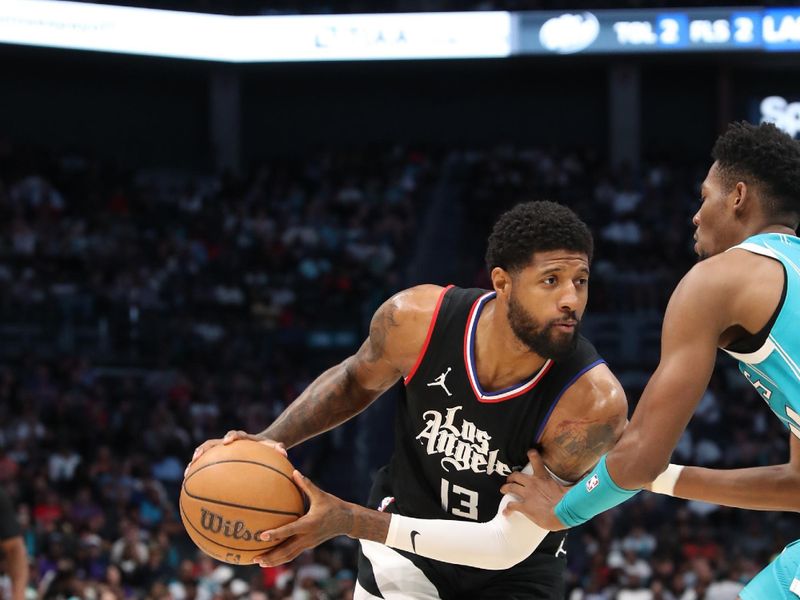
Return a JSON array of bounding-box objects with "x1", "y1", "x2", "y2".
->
[{"x1": 379, "y1": 285, "x2": 604, "y2": 557}]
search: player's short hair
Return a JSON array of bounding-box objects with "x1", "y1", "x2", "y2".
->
[
  {"x1": 712, "y1": 121, "x2": 800, "y2": 222},
  {"x1": 485, "y1": 201, "x2": 593, "y2": 274}
]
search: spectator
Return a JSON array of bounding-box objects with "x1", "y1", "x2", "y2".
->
[{"x1": 0, "y1": 489, "x2": 28, "y2": 600}]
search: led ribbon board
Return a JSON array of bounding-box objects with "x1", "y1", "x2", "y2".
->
[
  {"x1": 0, "y1": 0, "x2": 512, "y2": 61},
  {"x1": 2, "y1": 2, "x2": 799, "y2": 61}
]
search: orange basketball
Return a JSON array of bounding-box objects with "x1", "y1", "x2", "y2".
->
[{"x1": 180, "y1": 440, "x2": 304, "y2": 565}]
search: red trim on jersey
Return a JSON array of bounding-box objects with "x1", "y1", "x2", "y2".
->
[
  {"x1": 404, "y1": 285, "x2": 454, "y2": 386},
  {"x1": 463, "y1": 292, "x2": 554, "y2": 403}
]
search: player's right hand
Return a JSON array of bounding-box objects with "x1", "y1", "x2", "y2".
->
[
  {"x1": 500, "y1": 449, "x2": 568, "y2": 531},
  {"x1": 184, "y1": 430, "x2": 288, "y2": 477},
  {"x1": 253, "y1": 470, "x2": 350, "y2": 568}
]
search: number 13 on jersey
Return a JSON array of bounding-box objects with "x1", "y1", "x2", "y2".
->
[{"x1": 441, "y1": 478, "x2": 479, "y2": 520}]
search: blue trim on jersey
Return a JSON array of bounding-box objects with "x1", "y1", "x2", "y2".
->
[
  {"x1": 534, "y1": 358, "x2": 606, "y2": 442},
  {"x1": 467, "y1": 292, "x2": 540, "y2": 397}
]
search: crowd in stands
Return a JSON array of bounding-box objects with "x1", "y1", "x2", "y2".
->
[
  {"x1": 0, "y1": 139, "x2": 797, "y2": 599},
  {"x1": 455, "y1": 147, "x2": 696, "y2": 317},
  {"x1": 0, "y1": 141, "x2": 432, "y2": 599},
  {"x1": 0, "y1": 144, "x2": 433, "y2": 363}
]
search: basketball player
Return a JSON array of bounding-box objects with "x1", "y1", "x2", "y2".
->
[
  {"x1": 0, "y1": 489, "x2": 28, "y2": 600},
  {"x1": 190, "y1": 201, "x2": 628, "y2": 599},
  {"x1": 502, "y1": 122, "x2": 800, "y2": 600}
]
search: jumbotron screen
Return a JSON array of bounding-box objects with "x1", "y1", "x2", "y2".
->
[{"x1": 2, "y1": 1, "x2": 800, "y2": 61}]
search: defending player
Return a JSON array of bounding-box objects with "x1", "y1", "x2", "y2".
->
[{"x1": 504, "y1": 122, "x2": 800, "y2": 600}]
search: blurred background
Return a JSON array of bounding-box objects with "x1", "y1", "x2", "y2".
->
[{"x1": 1, "y1": 1, "x2": 799, "y2": 598}]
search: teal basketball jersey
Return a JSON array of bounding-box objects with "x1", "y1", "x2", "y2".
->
[{"x1": 722, "y1": 233, "x2": 800, "y2": 439}]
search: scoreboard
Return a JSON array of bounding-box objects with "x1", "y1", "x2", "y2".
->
[
  {"x1": 2, "y1": 1, "x2": 800, "y2": 61},
  {"x1": 517, "y1": 8, "x2": 800, "y2": 55}
]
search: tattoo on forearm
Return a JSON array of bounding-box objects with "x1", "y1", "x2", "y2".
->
[
  {"x1": 263, "y1": 299, "x2": 401, "y2": 448},
  {"x1": 265, "y1": 361, "x2": 377, "y2": 447}
]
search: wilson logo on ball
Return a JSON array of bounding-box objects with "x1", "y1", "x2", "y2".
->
[
  {"x1": 200, "y1": 508, "x2": 265, "y2": 541},
  {"x1": 180, "y1": 441, "x2": 304, "y2": 565}
]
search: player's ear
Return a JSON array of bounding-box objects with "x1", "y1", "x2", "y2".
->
[
  {"x1": 491, "y1": 267, "x2": 512, "y2": 298},
  {"x1": 731, "y1": 180, "x2": 748, "y2": 214}
]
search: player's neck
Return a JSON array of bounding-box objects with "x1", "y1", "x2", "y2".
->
[
  {"x1": 753, "y1": 223, "x2": 796, "y2": 237},
  {"x1": 738, "y1": 214, "x2": 796, "y2": 242},
  {"x1": 473, "y1": 299, "x2": 549, "y2": 392},
  {"x1": 723, "y1": 222, "x2": 795, "y2": 252}
]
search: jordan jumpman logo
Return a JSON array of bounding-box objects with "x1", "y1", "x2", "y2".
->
[{"x1": 427, "y1": 367, "x2": 453, "y2": 396}]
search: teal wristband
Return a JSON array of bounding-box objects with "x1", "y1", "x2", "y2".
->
[{"x1": 555, "y1": 455, "x2": 641, "y2": 527}]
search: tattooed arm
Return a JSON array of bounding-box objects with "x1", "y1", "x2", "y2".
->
[
  {"x1": 496, "y1": 362, "x2": 628, "y2": 528},
  {"x1": 537, "y1": 363, "x2": 628, "y2": 482},
  {"x1": 261, "y1": 284, "x2": 443, "y2": 448},
  {"x1": 189, "y1": 285, "x2": 444, "y2": 459},
  {"x1": 252, "y1": 363, "x2": 628, "y2": 570}
]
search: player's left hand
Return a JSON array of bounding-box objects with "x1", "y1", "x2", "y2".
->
[
  {"x1": 252, "y1": 470, "x2": 353, "y2": 567},
  {"x1": 500, "y1": 449, "x2": 568, "y2": 531}
]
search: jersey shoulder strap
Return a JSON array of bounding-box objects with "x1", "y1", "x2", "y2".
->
[
  {"x1": 404, "y1": 286, "x2": 486, "y2": 385},
  {"x1": 531, "y1": 335, "x2": 606, "y2": 442}
]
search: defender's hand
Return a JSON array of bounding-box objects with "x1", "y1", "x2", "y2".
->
[
  {"x1": 252, "y1": 471, "x2": 353, "y2": 567},
  {"x1": 500, "y1": 449, "x2": 569, "y2": 531},
  {"x1": 185, "y1": 430, "x2": 287, "y2": 477}
]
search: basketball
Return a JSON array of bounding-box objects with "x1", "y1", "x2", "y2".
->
[{"x1": 180, "y1": 440, "x2": 305, "y2": 565}]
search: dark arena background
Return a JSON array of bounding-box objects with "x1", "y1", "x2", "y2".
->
[{"x1": 1, "y1": 1, "x2": 800, "y2": 598}]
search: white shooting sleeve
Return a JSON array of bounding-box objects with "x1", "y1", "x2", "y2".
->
[{"x1": 383, "y1": 464, "x2": 555, "y2": 570}]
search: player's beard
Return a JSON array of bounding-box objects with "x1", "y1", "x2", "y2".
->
[{"x1": 507, "y1": 292, "x2": 579, "y2": 360}]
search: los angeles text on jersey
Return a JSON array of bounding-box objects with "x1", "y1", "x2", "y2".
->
[{"x1": 415, "y1": 405, "x2": 512, "y2": 476}]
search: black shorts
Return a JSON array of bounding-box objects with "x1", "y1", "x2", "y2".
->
[
  {"x1": 356, "y1": 539, "x2": 566, "y2": 600},
  {"x1": 356, "y1": 467, "x2": 566, "y2": 600}
]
